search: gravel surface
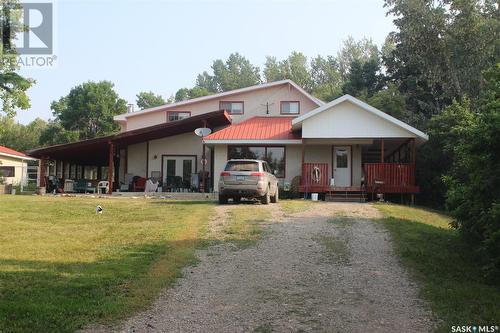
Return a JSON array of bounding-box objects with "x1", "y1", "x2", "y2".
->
[{"x1": 107, "y1": 202, "x2": 434, "y2": 333}]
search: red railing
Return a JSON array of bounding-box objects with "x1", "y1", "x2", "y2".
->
[
  {"x1": 364, "y1": 163, "x2": 416, "y2": 192},
  {"x1": 301, "y1": 163, "x2": 329, "y2": 192}
]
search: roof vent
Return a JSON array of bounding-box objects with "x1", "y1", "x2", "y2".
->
[{"x1": 127, "y1": 104, "x2": 134, "y2": 113}]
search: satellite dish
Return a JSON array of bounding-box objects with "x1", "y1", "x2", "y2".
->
[{"x1": 194, "y1": 127, "x2": 212, "y2": 137}]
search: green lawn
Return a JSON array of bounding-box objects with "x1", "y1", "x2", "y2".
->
[
  {"x1": 279, "y1": 199, "x2": 319, "y2": 214},
  {"x1": 375, "y1": 203, "x2": 500, "y2": 332},
  {"x1": 0, "y1": 196, "x2": 214, "y2": 333}
]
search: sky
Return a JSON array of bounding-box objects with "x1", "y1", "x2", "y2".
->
[{"x1": 14, "y1": 0, "x2": 396, "y2": 124}]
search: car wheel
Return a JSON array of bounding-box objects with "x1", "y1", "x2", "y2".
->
[
  {"x1": 233, "y1": 196, "x2": 241, "y2": 204},
  {"x1": 261, "y1": 186, "x2": 270, "y2": 205},
  {"x1": 271, "y1": 188, "x2": 279, "y2": 203},
  {"x1": 219, "y1": 194, "x2": 228, "y2": 204}
]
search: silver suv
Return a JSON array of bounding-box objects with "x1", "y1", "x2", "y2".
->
[{"x1": 218, "y1": 159, "x2": 279, "y2": 204}]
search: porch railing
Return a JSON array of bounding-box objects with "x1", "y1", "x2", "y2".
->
[
  {"x1": 364, "y1": 163, "x2": 415, "y2": 188},
  {"x1": 301, "y1": 163, "x2": 329, "y2": 191}
]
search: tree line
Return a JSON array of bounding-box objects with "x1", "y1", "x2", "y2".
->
[{"x1": 0, "y1": 0, "x2": 499, "y2": 278}]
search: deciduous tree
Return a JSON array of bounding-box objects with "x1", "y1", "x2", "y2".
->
[{"x1": 51, "y1": 81, "x2": 127, "y2": 140}]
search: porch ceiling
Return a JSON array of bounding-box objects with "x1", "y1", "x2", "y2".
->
[{"x1": 27, "y1": 110, "x2": 232, "y2": 165}]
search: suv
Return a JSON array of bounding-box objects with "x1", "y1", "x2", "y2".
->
[{"x1": 218, "y1": 159, "x2": 279, "y2": 204}]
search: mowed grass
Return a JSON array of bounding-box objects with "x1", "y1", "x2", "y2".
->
[
  {"x1": 279, "y1": 199, "x2": 319, "y2": 214},
  {"x1": 222, "y1": 204, "x2": 271, "y2": 247},
  {"x1": 0, "y1": 196, "x2": 214, "y2": 333},
  {"x1": 375, "y1": 203, "x2": 500, "y2": 332}
]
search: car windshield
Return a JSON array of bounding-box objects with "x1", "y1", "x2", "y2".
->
[{"x1": 224, "y1": 161, "x2": 259, "y2": 172}]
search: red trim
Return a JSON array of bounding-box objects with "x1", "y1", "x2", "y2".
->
[
  {"x1": 280, "y1": 101, "x2": 300, "y2": 115},
  {"x1": 166, "y1": 111, "x2": 191, "y2": 122},
  {"x1": 219, "y1": 101, "x2": 244, "y2": 115},
  {"x1": 0, "y1": 145, "x2": 28, "y2": 158}
]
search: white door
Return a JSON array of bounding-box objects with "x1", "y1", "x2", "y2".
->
[
  {"x1": 162, "y1": 156, "x2": 196, "y2": 188},
  {"x1": 333, "y1": 146, "x2": 351, "y2": 187}
]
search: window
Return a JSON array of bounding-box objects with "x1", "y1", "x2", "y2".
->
[
  {"x1": 265, "y1": 147, "x2": 285, "y2": 177},
  {"x1": 0, "y1": 166, "x2": 15, "y2": 177},
  {"x1": 220, "y1": 101, "x2": 244, "y2": 115},
  {"x1": 336, "y1": 149, "x2": 348, "y2": 168},
  {"x1": 280, "y1": 101, "x2": 300, "y2": 114},
  {"x1": 182, "y1": 159, "x2": 192, "y2": 183},
  {"x1": 70, "y1": 164, "x2": 76, "y2": 179},
  {"x1": 84, "y1": 166, "x2": 98, "y2": 180},
  {"x1": 167, "y1": 111, "x2": 191, "y2": 122},
  {"x1": 225, "y1": 161, "x2": 259, "y2": 172},
  {"x1": 228, "y1": 146, "x2": 285, "y2": 178}
]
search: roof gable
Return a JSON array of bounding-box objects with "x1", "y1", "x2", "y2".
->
[
  {"x1": 115, "y1": 80, "x2": 324, "y2": 122},
  {"x1": 292, "y1": 95, "x2": 428, "y2": 141}
]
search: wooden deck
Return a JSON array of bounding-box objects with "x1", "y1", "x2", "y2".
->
[{"x1": 300, "y1": 162, "x2": 419, "y2": 194}]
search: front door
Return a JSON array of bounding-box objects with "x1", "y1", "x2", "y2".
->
[
  {"x1": 333, "y1": 146, "x2": 351, "y2": 187},
  {"x1": 162, "y1": 156, "x2": 196, "y2": 189}
]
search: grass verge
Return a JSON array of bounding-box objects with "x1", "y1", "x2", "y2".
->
[
  {"x1": 0, "y1": 196, "x2": 214, "y2": 333},
  {"x1": 375, "y1": 203, "x2": 500, "y2": 332}
]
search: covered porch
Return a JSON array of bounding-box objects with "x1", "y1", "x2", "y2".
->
[
  {"x1": 299, "y1": 138, "x2": 418, "y2": 196},
  {"x1": 27, "y1": 110, "x2": 231, "y2": 194}
]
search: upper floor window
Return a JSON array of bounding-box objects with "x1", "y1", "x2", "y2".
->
[
  {"x1": 167, "y1": 111, "x2": 191, "y2": 122},
  {"x1": 280, "y1": 101, "x2": 300, "y2": 114},
  {"x1": 220, "y1": 101, "x2": 244, "y2": 115}
]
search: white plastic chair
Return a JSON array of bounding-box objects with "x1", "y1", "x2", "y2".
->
[{"x1": 97, "y1": 181, "x2": 109, "y2": 194}]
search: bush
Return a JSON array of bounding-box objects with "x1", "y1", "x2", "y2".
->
[{"x1": 443, "y1": 64, "x2": 500, "y2": 281}]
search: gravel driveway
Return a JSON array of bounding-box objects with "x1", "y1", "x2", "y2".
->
[{"x1": 113, "y1": 202, "x2": 434, "y2": 333}]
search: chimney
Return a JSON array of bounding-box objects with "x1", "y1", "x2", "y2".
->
[{"x1": 127, "y1": 104, "x2": 134, "y2": 113}]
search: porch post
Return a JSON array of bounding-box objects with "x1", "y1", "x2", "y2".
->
[
  {"x1": 380, "y1": 139, "x2": 385, "y2": 163},
  {"x1": 108, "y1": 141, "x2": 114, "y2": 194},
  {"x1": 39, "y1": 157, "x2": 47, "y2": 187},
  {"x1": 301, "y1": 139, "x2": 305, "y2": 165},
  {"x1": 411, "y1": 138, "x2": 416, "y2": 164}
]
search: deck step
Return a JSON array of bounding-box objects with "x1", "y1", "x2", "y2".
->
[{"x1": 325, "y1": 192, "x2": 367, "y2": 203}]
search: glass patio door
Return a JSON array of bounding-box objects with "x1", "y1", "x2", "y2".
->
[{"x1": 162, "y1": 156, "x2": 196, "y2": 189}]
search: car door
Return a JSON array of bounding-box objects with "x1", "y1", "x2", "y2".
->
[{"x1": 264, "y1": 162, "x2": 278, "y2": 193}]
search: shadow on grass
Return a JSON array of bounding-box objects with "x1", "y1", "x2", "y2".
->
[
  {"x1": 148, "y1": 200, "x2": 216, "y2": 205},
  {"x1": 0, "y1": 240, "x2": 199, "y2": 333},
  {"x1": 379, "y1": 216, "x2": 500, "y2": 332}
]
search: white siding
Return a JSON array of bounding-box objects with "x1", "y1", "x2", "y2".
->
[
  {"x1": 148, "y1": 132, "x2": 207, "y2": 180},
  {"x1": 124, "y1": 84, "x2": 319, "y2": 131},
  {"x1": 213, "y1": 145, "x2": 228, "y2": 192},
  {"x1": 0, "y1": 155, "x2": 29, "y2": 186},
  {"x1": 302, "y1": 100, "x2": 417, "y2": 139},
  {"x1": 127, "y1": 142, "x2": 147, "y2": 177}
]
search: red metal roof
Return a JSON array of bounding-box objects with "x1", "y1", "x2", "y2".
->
[
  {"x1": 205, "y1": 117, "x2": 299, "y2": 141},
  {"x1": 0, "y1": 145, "x2": 28, "y2": 158}
]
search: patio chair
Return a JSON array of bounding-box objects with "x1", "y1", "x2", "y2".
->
[
  {"x1": 74, "y1": 179, "x2": 96, "y2": 193},
  {"x1": 133, "y1": 177, "x2": 147, "y2": 192},
  {"x1": 97, "y1": 181, "x2": 109, "y2": 194}
]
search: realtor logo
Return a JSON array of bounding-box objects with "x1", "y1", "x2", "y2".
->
[{"x1": 1, "y1": 2, "x2": 53, "y2": 54}]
